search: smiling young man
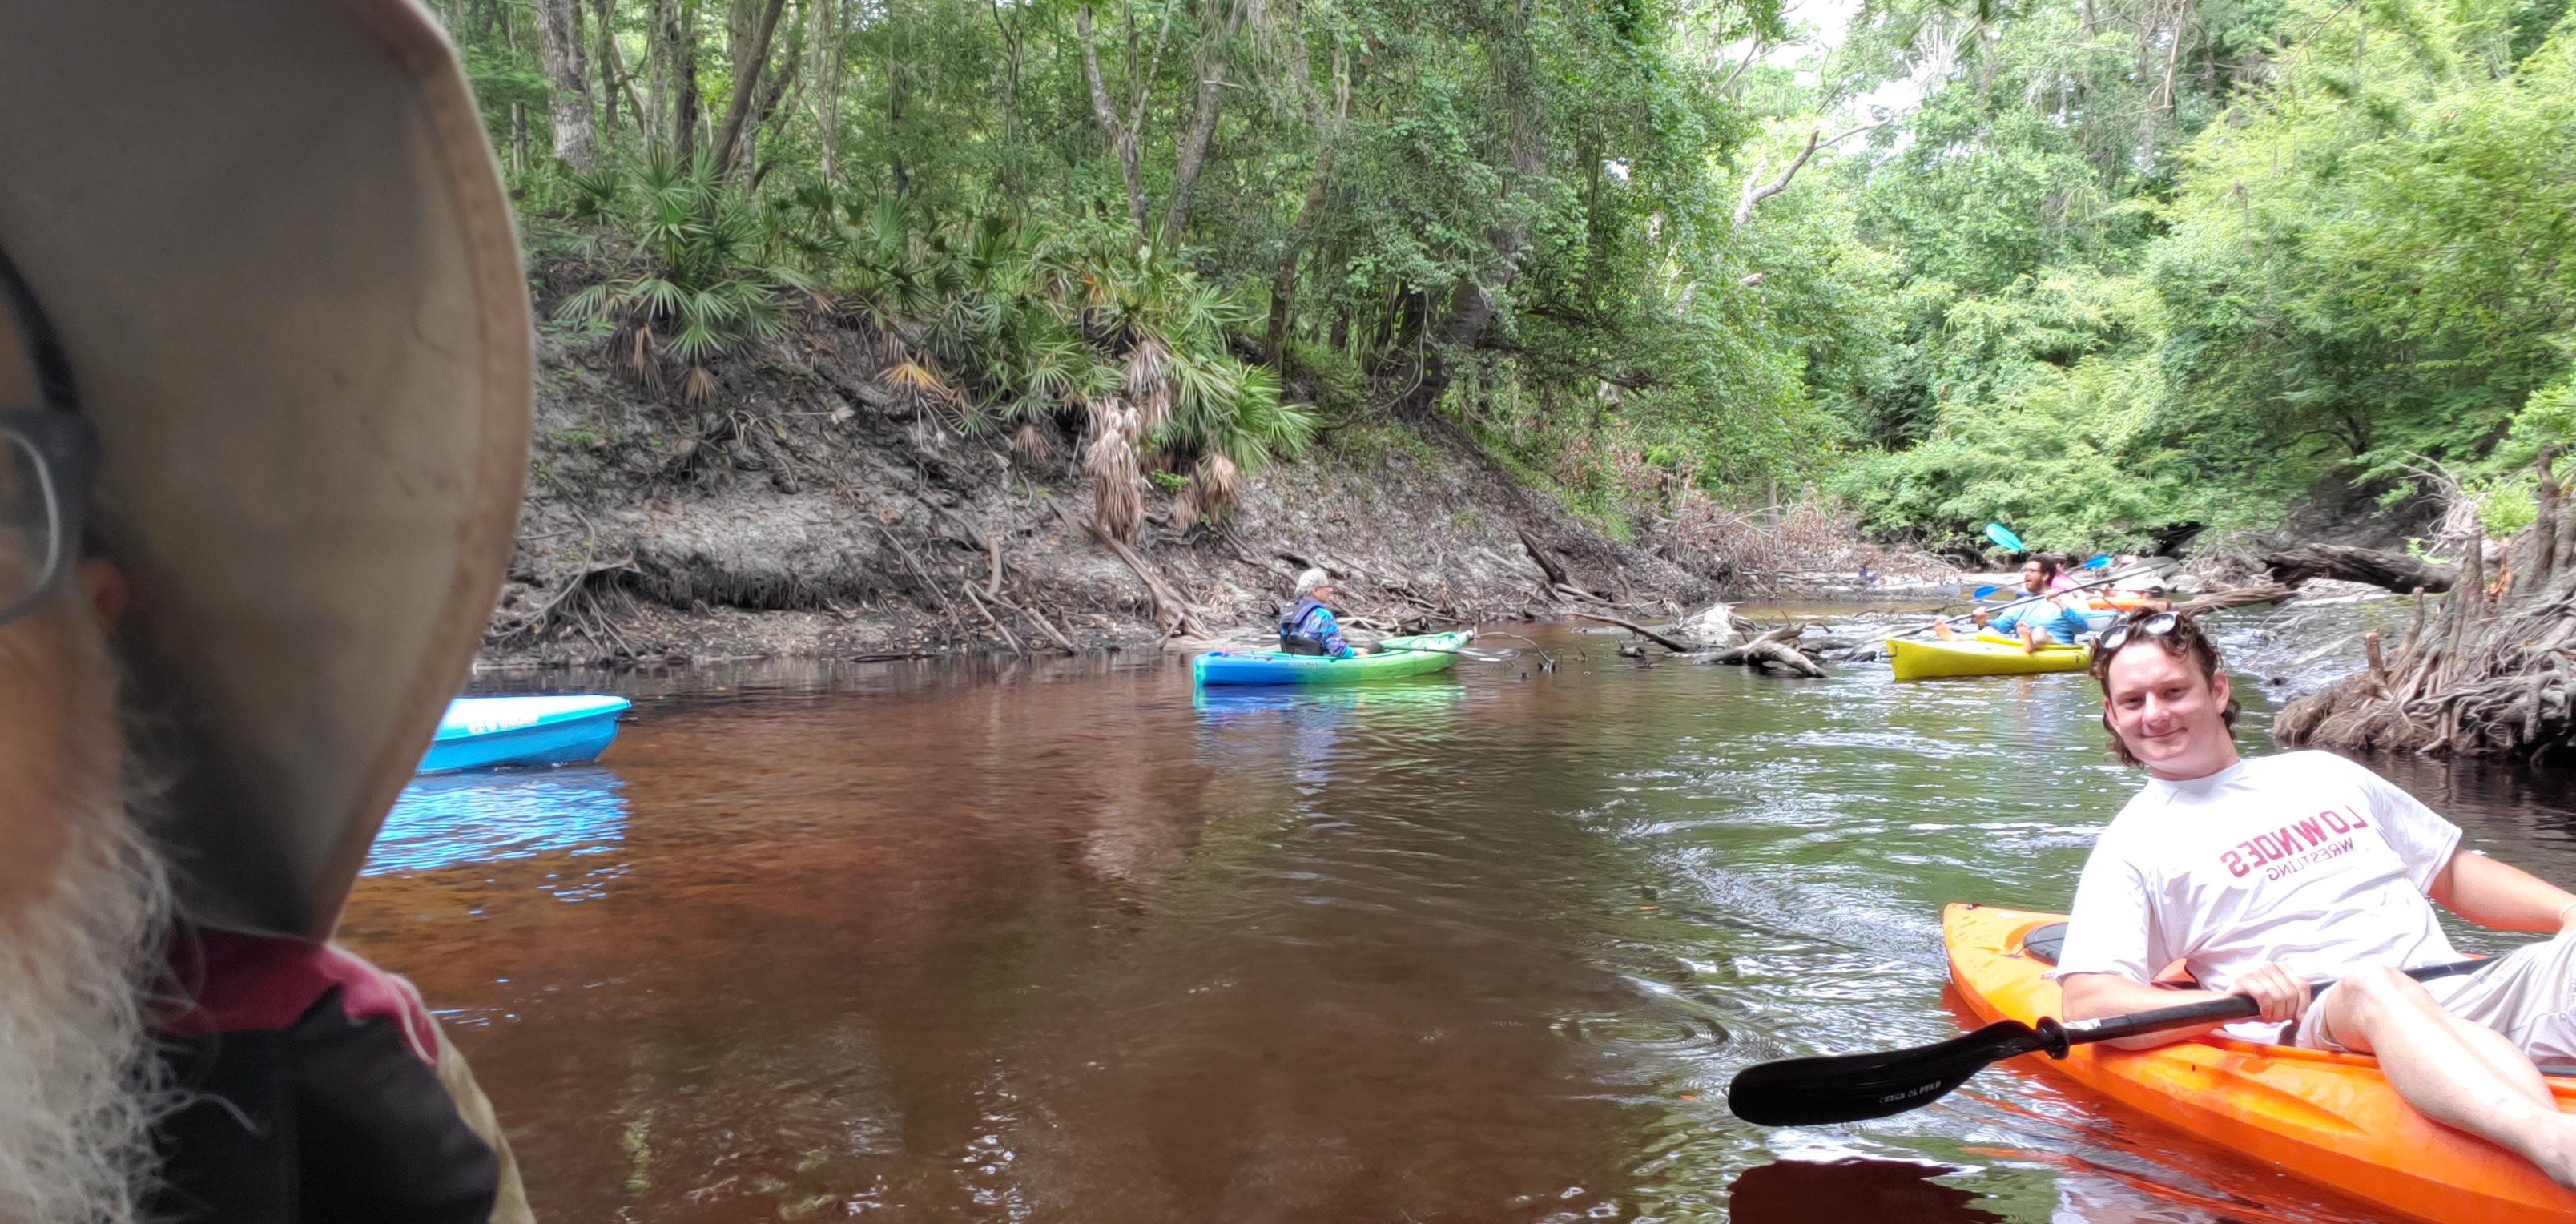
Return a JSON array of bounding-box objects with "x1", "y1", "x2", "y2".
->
[{"x1": 2055, "y1": 610, "x2": 2576, "y2": 1185}]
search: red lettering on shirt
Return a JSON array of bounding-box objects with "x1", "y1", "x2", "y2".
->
[
  {"x1": 2295, "y1": 816, "x2": 2327, "y2": 847},
  {"x1": 2346, "y1": 805, "x2": 2370, "y2": 830},
  {"x1": 2322, "y1": 808, "x2": 2352, "y2": 834},
  {"x1": 2223, "y1": 849, "x2": 2248, "y2": 877}
]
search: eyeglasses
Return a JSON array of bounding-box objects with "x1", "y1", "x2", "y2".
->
[
  {"x1": 2095, "y1": 610, "x2": 2180, "y2": 654},
  {"x1": 0, "y1": 407, "x2": 98, "y2": 628}
]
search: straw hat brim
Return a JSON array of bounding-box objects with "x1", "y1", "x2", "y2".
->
[{"x1": 0, "y1": 2, "x2": 532, "y2": 940}]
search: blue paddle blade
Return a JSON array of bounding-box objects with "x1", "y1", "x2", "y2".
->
[
  {"x1": 1971, "y1": 584, "x2": 2002, "y2": 599},
  {"x1": 2084, "y1": 554, "x2": 2111, "y2": 569},
  {"x1": 1985, "y1": 523, "x2": 2026, "y2": 552}
]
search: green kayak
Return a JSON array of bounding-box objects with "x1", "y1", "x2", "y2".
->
[{"x1": 1192, "y1": 630, "x2": 1472, "y2": 685}]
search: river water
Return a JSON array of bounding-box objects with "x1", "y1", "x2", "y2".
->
[{"x1": 340, "y1": 613, "x2": 2576, "y2": 1223}]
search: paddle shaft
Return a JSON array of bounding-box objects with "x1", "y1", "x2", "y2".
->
[
  {"x1": 1379, "y1": 642, "x2": 1509, "y2": 662},
  {"x1": 1355, "y1": 637, "x2": 1509, "y2": 662},
  {"x1": 2061, "y1": 955, "x2": 2494, "y2": 1046},
  {"x1": 1875, "y1": 562, "x2": 2168, "y2": 645},
  {"x1": 1970, "y1": 555, "x2": 2113, "y2": 599}
]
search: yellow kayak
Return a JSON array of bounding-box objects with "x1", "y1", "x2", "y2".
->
[{"x1": 1890, "y1": 634, "x2": 2091, "y2": 681}]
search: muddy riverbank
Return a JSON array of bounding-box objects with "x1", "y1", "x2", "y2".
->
[{"x1": 477, "y1": 338, "x2": 1952, "y2": 669}]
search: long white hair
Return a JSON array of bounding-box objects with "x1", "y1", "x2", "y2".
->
[
  {"x1": 1292, "y1": 567, "x2": 1330, "y2": 599},
  {"x1": 0, "y1": 590, "x2": 176, "y2": 1224}
]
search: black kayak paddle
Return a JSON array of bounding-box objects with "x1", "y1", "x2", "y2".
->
[{"x1": 1727, "y1": 956, "x2": 2499, "y2": 1127}]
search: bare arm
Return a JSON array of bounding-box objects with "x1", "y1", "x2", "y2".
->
[
  {"x1": 2059, "y1": 964, "x2": 2310, "y2": 1051},
  {"x1": 2429, "y1": 849, "x2": 2576, "y2": 932}
]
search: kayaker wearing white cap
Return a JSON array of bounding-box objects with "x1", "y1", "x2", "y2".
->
[
  {"x1": 1278, "y1": 567, "x2": 1376, "y2": 658},
  {"x1": 0, "y1": 3, "x2": 534, "y2": 1220},
  {"x1": 2055, "y1": 610, "x2": 2576, "y2": 1186}
]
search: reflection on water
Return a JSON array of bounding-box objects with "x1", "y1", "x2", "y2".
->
[
  {"x1": 340, "y1": 621, "x2": 2576, "y2": 1222},
  {"x1": 1728, "y1": 1158, "x2": 2002, "y2": 1222},
  {"x1": 367, "y1": 767, "x2": 630, "y2": 901}
]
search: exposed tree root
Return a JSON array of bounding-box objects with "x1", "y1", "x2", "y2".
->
[{"x1": 2276, "y1": 449, "x2": 2576, "y2": 761}]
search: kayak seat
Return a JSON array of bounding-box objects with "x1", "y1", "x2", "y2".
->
[
  {"x1": 2018, "y1": 922, "x2": 2195, "y2": 985},
  {"x1": 2023, "y1": 922, "x2": 2067, "y2": 965}
]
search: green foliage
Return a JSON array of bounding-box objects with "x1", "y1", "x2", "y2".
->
[
  {"x1": 553, "y1": 153, "x2": 811, "y2": 401},
  {"x1": 447, "y1": 0, "x2": 2576, "y2": 547},
  {"x1": 1817, "y1": 0, "x2": 2576, "y2": 550}
]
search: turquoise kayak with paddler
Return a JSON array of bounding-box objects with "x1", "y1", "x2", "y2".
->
[{"x1": 1194, "y1": 631, "x2": 1475, "y2": 685}]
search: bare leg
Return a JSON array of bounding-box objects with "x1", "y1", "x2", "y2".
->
[
  {"x1": 1931, "y1": 618, "x2": 1960, "y2": 641},
  {"x1": 2323, "y1": 967, "x2": 2576, "y2": 1183}
]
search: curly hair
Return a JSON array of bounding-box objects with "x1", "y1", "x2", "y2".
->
[{"x1": 2090, "y1": 610, "x2": 2240, "y2": 766}]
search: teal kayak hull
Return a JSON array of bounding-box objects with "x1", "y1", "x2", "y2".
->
[
  {"x1": 419, "y1": 695, "x2": 631, "y2": 773},
  {"x1": 1193, "y1": 631, "x2": 1471, "y2": 686}
]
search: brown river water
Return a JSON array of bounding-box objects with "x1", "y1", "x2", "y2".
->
[{"x1": 340, "y1": 615, "x2": 2576, "y2": 1222}]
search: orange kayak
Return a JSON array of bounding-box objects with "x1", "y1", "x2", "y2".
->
[
  {"x1": 1946, "y1": 903, "x2": 2576, "y2": 1223},
  {"x1": 2088, "y1": 590, "x2": 2163, "y2": 613}
]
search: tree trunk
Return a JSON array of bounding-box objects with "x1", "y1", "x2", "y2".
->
[
  {"x1": 534, "y1": 0, "x2": 598, "y2": 170},
  {"x1": 710, "y1": 0, "x2": 788, "y2": 175},
  {"x1": 1377, "y1": 31, "x2": 1545, "y2": 418},
  {"x1": 2261, "y1": 543, "x2": 2458, "y2": 594},
  {"x1": 1266, "y1": 18, "x2": 1348, "y2": 362},
  {"x1": 1076, "y1": 5, "x2": 1151, "y2": 241},
  {"x1": 1157, "y1": 0, "x2": 1248, "y2": 249},
  {"x1": 988, "y1": 0, "x2": 1027, "y2": 188},
  {"x1": 644, "y1": 0, "x2": 670, "y2": 146},
  {"x1": 2529, "y1": 446, "x2": 2560, "y2": 593},
  {"x1": 805, "y1": 0, "x2": 844, "y2": 180},
  {"x1": 591, "y1": 0, "x2": 642, "y2": 146},
  {"x1": 743, "y1": 15, "x2": 803, "y2": 186},
  {"x1": 669, "y1": 0, "x2": 702, "y2": 163}
]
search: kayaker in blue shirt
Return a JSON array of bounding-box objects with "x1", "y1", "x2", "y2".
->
[
  {"x1": 1278, "y1": 568, "x2": 1370, "y2": 657},
  {"x1": 1932, "y1": 558, "x2": 2093, "y2": 652}
]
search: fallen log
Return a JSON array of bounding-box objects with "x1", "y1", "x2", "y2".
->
[
  {"x1": 1704, "y1": 624, "x2": 1828, "y2": 677},
  {"x1": 2262, "y1": 543, "x2": 2454, "y2": 594},
  {"x1": 1519, "y1": 529, "x2": 1573, "y2": 591},
  {"x1": 2171, "y1": 582, "x2": 2296, "y2": 616},
  {"x1": 1569, "y1": 610, "x2": 1693, "y2": 653}
]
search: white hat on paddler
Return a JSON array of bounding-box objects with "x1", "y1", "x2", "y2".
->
[{"x1": 0, "y1": 2, "x2": 532, "y2": 940}]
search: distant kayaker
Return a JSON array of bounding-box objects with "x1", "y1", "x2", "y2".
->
[
  {"x1": 1278, "y1": 567, "x2": 1370, "y2": 658},
  {"x1": 2055, "y1": 610, "x2": 2576, "y2": 1187},
  {"x1": 1930, "y1": 558, "x2": 2090, "y2": 652},
  {"x1": 2044, "y1": 554, "x2": 2090, "y2": 595}
]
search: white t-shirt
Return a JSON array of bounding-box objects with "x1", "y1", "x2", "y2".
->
[{"x1": 2054, "y1": 751, "x2": 2464, "y2": 1041}]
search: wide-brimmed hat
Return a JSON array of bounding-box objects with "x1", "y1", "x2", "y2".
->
[{"x1": 0, "y1": 3, "x2": 531, "y2": 940}]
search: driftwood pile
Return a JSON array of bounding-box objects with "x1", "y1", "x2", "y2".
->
[
  {"x1": 2275, "y1": 448, "x2": 2576, "y2": 761},
  {"x1": 1568, "y1": 608, "x2": 1832, "y2": 676}
]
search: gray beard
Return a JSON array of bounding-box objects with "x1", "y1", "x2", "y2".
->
[{"x1": 0, "y1": 647, "x2": 175, "y2": 1223}]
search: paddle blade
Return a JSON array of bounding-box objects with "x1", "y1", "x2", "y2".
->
[
  {"x1": 1727, "y1": 1021, "x2": 2051, "y2": 1126},
  {"x1": 1984, "y1": 523, "x2": 2026, "y2": 553},
  {"x1": 2083, "y1": 554, "x2": 2111, "y2": 569},
  {"x1": 1970, "y1": 584, "x2": 2002, "y2": 600}
]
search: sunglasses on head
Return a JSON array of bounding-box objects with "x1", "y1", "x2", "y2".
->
[{"x1": 2095, "y1": 610, "x2": 2181, "y2": 654}]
